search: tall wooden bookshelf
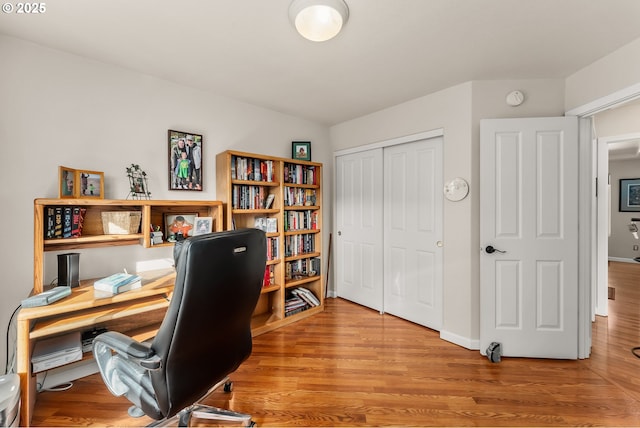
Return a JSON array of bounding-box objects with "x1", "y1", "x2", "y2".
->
[{"x1": 216, "y1": 150, "x2": 323, "y2": 335}]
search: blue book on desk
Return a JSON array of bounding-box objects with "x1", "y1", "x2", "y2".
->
[{"x1": 94, "y1": 272, "x2": 142, "y2": 294}]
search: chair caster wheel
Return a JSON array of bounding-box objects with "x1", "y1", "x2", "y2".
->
[{"x1": 223, "y1": 381, "x2": 233, "y2": 393}]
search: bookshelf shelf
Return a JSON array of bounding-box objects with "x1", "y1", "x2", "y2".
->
[
  {"x1": 231, "y1": 179, "x2": 280, "y2": 187},
  {"x1": 285, "y1": 251, "x2": 321, "y2": 261},
  {"x1": 284, "y1": 229, "x2": 320, "y2": 236},
  {"x1": 216, "y1": 150, "x2": 324, "y2": 334},
  {"x1": 285, "y1": 275, "x2": 321, "y2": 288}
]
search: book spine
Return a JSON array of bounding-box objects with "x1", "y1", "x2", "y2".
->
[
  {"x1": 45, "y1": 207, "x2": 56, "y2": 239},
  {"x1": 71, "y1": 207, "x2": 86, "y2": 237},
  {"x1": 54, "y1": 207, "x2": 63, "y2": 239},
  {"x1": 62, "y1": 207, "x2": 73, "y2": 238}
]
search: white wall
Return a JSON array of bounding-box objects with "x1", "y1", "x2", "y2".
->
[
  {"x1": 592, "y1": 100, "x2": 640, "y2": 260},
  {"x1": 607, "y1": 159, "x2": 640, "y2": 259},
  {"x1": 0, "y1": 35, "x2": 331, "y2": 373},
  {"x1": 565, "y1": 37, "x2": 640, "y2": 112},
  {"x1": 330, "y1": 79, "x2": 565, "y2": 348}
]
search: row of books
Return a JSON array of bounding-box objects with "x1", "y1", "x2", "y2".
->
[
  {"x1": 283, "y1": 164, "x2": 317, "y2": 185},
  {"x1": 285, "y1": 257, "x2": 321, "y2": 280},
  {"x1": 266, "y1": 236, "x2": 279, "y2": 261},
  {"x1": 263, "y1": 265, "x2": 275, "y2": 288},
  {"x1": 232, "y1": 185, "x2": 275, "y2": 210},
  {"x1": 284, "y1": 286, "x2": 320, "y2": 317},
  {"x1": 283, "y1": 188, "x2": 316, "y2": 207},
  {"x1": 231, "y1": 156, "x2": 275, "y2": 182},
  {"x1": 44, "y1": 206, "x2": 86, "y2": 239},
  {"x1": 283, "y1": 210, "x2": 318, "y2": 232},
  {"x1": 284, "y1": 234, "x2": 315, "y2": 257},
  {"x1": 254, "y1": 217, "x2": 278, "y2": 233}
]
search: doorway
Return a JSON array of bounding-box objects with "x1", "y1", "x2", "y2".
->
[
  {"x1": 568, "y1": 86, "x2": 640, "y2": 358},
  {"x1": 596, "y1": 131, "x2": 640, "y2": 317}
]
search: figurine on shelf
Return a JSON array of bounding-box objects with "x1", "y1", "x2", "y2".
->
[{"x1": 126, "y1": 164, "x2": 151, "y2": 200}]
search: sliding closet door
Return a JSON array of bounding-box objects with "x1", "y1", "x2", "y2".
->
[
  {"x1": 384, "y1": 137, "x2": 443, "y2": 330},
  {"x1": 335, "y1": 149, "x2": 384, "y2": 311}
]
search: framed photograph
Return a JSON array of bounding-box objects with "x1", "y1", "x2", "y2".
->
[
  {"x1": 619, "y1": 178, "x2": 640, "y2": 212},
  {"x1": 169, "y1": 130, "x2": 203, "y2": 191},
  {"x1": 193, "y1": 217, "x2": 213, "y2": 236},
  {"x1": 59, "y1": 166, "x2": 76, "y2": 198},
  {"x1": 75, "y1": 169, "x2": 105, "y2": 199},
  {"x1": 292, "y1": 141, "x2": 311, "y2": 161},
  {"x1": 164, "y1": 213, "x2": 197, "y2": 242},
  {"x1": 126, "y1": 164, "x2": 151, "y2": 199}
]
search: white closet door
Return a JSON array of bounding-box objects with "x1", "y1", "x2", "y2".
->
[
  {"x1": 383, "y1": 137, "x2": 443, "y2": 330},
  {"x1": 335, "y1": 149, "x2": 384, "y2": 311}
]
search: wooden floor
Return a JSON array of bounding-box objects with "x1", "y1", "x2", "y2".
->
[{"x1": 31, "y1": 261, "x2": 640, "y2": 426}]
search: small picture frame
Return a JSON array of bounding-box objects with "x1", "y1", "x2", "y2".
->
[
  {"x1": 292, "y1": 141, "x2": 311, "y2": 161},
  {"x1": 126, "y1": 164, "x2": 151, "y2": 200},
  {"x1": 164, "y1": 213, "x2": 197, "y2": 242},
  {"x1": 619, "y1": 178, "x2": 640, "y2": 212},
  {"x1": 59, "y1": 166, "x2": 76, "y2": 198},
  {"x1": 169, "y1": 130, "x2": 203, "y2": 191},
  {"x1": 76, "y1": 169, "x2": 105, "y2": 199},
  {"x1": 193, "y1": 217, "x2": 213, "y2": 236}
]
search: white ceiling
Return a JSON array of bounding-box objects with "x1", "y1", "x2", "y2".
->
[
  {"x1": 608, "y1": 140, "x2": 640, "y2": 160},
  {"x1": 2, "y1": 0, "x2": 640, "y2": 125}
]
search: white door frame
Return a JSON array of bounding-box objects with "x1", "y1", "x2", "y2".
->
[{"x1": 568, "y1": 82, "x2": 640, "y2": 359}]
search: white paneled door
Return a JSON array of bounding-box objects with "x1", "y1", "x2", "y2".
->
[
  {"x1": 335, "y1": 149, "x2": 384, "y2": 311},
  {"x1": 335, "y1": 136, "x2": 443, "y2": 331},
  {"x1": 383, "y1": 138, "x2": 443, "y2": 330},
  {"x1": 480, "y1": 117, "x2": 579, "y2": 359}
]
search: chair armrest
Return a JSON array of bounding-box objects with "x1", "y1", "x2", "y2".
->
[{"x1": 93, "y1": 331, "x2": 161, "y2": 369}]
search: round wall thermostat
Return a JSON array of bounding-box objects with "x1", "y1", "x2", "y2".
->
[
  {"x1": 506, "y1": 90, "x2": 525, "y2": 106},
  {"x1": 444, "y1": 177, "x2": 469, "y2": 201}
]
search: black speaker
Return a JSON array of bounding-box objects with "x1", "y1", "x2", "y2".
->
[{"x1": 58, "y1": 253, "x2": 80, "y2": 287}]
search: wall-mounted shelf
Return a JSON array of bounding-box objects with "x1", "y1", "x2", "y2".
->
[{"x1": 33, "y1": 198, "x2": 223, "y2": 294}]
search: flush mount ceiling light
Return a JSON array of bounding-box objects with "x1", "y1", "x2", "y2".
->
[{"x1": 289, "y1": 0, "x2": 349, "y2": 42}]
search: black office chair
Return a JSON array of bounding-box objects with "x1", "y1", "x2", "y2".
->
[{"x1": 93, "y1": 229, "x2": 266, "y2": 427}]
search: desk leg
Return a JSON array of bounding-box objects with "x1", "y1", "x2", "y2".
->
[{"x1": 17, "y1": 318, "x2": 35, "y2": 427}]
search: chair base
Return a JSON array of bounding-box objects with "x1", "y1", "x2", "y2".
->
[
  {"x1": 182, "y1": 404, "x2": 254, "y2": 427},
  {"x1": 146, "y1": 405, "x2": 254, "y2": 427},
  {"x1": 144, "y1": 377, "x2": 254, "y2": 427}
]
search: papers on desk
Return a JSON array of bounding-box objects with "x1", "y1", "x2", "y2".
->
[{"x1": 94, "y1": 272, "x2": 142, "y2": 295}]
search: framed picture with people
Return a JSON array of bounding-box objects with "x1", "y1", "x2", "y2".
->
[
  {"x1": 58, "y1": 166, "x2": 77, "y2": 198},
  {"x1": 193, "y1": 217, "x2": 213, "y2": 236},
  {"x1": 168, "y1": 130, "x2": 203, "y2": 191},
  {"x1": 75, "y1": 169, "x2": 105, "y2": 199},
  {"x1": 292, "y1": 141, "x2": 311, "y2": 161},
  {"x1": 164, "y1": 213, "x2": 197, "y2": 242}
]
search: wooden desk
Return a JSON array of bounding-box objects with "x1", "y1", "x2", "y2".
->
[{"x1": 17, "y1": 269, "x2": 175, "y2": 427}]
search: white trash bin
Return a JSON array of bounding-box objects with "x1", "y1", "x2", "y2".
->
[{"x1": 0, "y1": 374, "x2": 20, "y2": 427}]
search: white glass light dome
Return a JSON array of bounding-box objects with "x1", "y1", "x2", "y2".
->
[{"x1": 289, "y1": 0, "x2": 349, "y2": 42}]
